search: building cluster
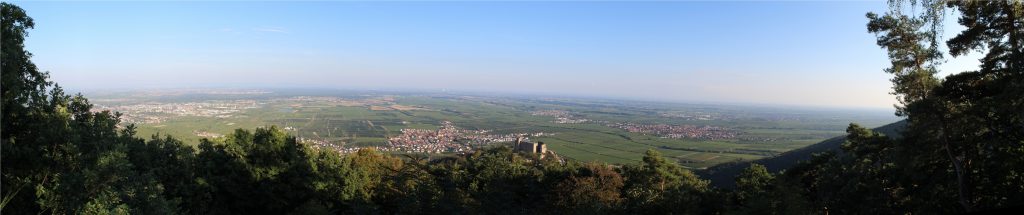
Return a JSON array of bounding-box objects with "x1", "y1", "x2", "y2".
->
[
  {"x1": 737, "y1": 136, "x2": 780, "y2": 142},
  {"x1": 299, "y1": 137, "x2": 349, "y2": 152},
  {"x1": 94, "y1": 100, "x2": 261, "y2": 124},
  {"x1": 531, "y1": 110, "x2": 572, "y2": 117},
  {"x1": 380, "y1": 121, "x2": 549, "y2": 154},
  {"x1": 270, "y1": 96, "x2": 394, "y2": 108},
  {"x1": 609, "y1": 122, "x2": 738, "y2": 140},
  {"x1": 553, "y1": 117, "x2": 590, "y2": 124},
  {"x1": 193, "y1": 130, "x2": 224, "y2": 138},
  {"x1": 659, "y1": 112, "x2": 723, "y2": 121},
  {"x1": 384, "y1": 121, "x2": 465, "y2": 153},
  {"x1": 532, "y1": 110, "x2": 591, "y2": 124},
  {"x1": 298, "y1": 121, "x2": 555, "y2": 155}
]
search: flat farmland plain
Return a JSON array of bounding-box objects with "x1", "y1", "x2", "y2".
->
[{"x1": 94, "y1": 90, "x2": 895, "y2": 168}]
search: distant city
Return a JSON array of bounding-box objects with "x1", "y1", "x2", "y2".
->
[
  {"x1": 95, "y1": 100, "x2": 261, "y2": 124},
  {"x1": 332, "y1": 121, "x2": 549, "y2": 154}
]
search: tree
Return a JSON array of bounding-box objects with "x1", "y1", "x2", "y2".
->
[
  {"x1": 551, "y1": 163, "x2": 624, "y2": 215},
  {"x1": 2, "y1": 2, "x2": 51, "y2": 211},
  {"x1": 125, "y1": 135, "x2": 203, "y2": 213},
  {"x1": 194, "y1": 126, "x2": 321, "y2": 214},
  {"x1": 732, "y1": 164, "x2": 772, "y2": 207},
  {"x1": 374, "y1": 154, "x2": 441, "y2": 214},
  {"x1": 868, "y1": 0, "x2": 1024, "y2": 212},
  {"x1": 2, "y1": 3, "x2": 180, "y2": 213},
  {"x1": 866, "y1": 8, "x2": 942, "y2": 116},
  {"x1": 939, "y1": 1, "x2": 1024, "y2": 209},
  {"x1": 621, "y1": 150, "x2": 712, "y2": 214},
  {"x1": 728, "y1": 163, "x2": 815, "y2": 214},
  {"x1": 455, "y1": 147, "x2": 550, "y2": 214},
  {"x1": 800, "y1": 1, "x2": 1024, "y2": 213}
]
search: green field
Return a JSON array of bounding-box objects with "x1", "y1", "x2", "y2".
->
[{"x1": 108, "y1": 91, "x2": 894, "y2": 168}]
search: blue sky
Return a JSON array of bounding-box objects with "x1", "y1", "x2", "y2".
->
[{"x1": 16, "y1": 1, "x2": 980, "y2": 109}]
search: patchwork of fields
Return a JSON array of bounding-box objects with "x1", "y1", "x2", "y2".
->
[{"x1": 93, "y1": 90, "x2": 895, "y2": 168}]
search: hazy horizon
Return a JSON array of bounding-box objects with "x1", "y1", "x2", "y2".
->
[
  {"x1": 76, "y1": 86, "x2": 899, "y2": 115},
  {"x1": 19, "y1": 1, "x2": 981, "y2": 109}
]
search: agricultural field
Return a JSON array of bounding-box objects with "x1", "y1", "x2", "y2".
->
[{"x1": 88, "y1": 89, "x2": 896, "y2": 168}]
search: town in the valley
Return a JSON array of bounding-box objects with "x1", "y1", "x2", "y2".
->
[{"x1": 87, "y1": 90, "x2": 893, "y2": 167}]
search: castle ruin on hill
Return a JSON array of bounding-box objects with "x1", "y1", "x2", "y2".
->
[{"x1": 513, "y1": 137, "x2": 556, "y2": 159}]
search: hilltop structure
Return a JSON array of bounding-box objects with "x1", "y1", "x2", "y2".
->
[{"x1": 514, "y1": 137, "x2": 555, "y2": 159}]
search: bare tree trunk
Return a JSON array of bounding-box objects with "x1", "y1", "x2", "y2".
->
[
  {"x1": 1005, "y1": 1, "x2": 1023, "y2": 72},
  {"x1": 943, "y1": 143, "x2": 972, "y2": 212},
  {"x1": 938, "y1": 113, "x2": 972, "y2": 212}
]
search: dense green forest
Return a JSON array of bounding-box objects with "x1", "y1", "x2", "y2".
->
[{"x1": 2, "y1": 1, "x2": 1022, "y2": 214}]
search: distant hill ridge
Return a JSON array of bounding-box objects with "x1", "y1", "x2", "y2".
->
[{"x1": 698, "y1": 120, "x2": 907, "y2": 188}]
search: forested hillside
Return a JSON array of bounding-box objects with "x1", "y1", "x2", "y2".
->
[
  {"x1": 699, "y1": 120, "x2": 906, "y2": 188},
  {"x1": 2, "y1": 1, "x2": 1022, "y2": 214}
]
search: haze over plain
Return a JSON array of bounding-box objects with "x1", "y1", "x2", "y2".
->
[{"x1": 20, "y1": 1, "x2": 979, "y2": 109}]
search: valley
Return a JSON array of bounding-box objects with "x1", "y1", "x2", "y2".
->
[{"x1": 89, "y1": 89, "x2": 896, "y2": 168}]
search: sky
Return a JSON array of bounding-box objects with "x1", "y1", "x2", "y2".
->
[{"x1": 17, "y1": 1, "x2": 981, "y2": 109}]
